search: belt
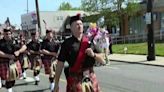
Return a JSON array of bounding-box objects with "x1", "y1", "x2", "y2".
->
[
  {"x1": 0, "y1": 58, "x2": 9, "y2": 64},
  {"x1": 42, "y1": 55, "x2": 53, "y2": 59}
]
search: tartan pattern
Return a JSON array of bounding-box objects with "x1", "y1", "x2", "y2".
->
[
  {"x1": 28, "y1": 55, "x2": 40, "y2": 69},
  {"x1": 42, "y1": 59, "x2": 51, "y2": 74},
  {"x1": 16, "y1": 60, "x2": 22, "y2": 78},
  {"x1": 66, "y1": 72, "x2": 100, "y2": 92},
  {"x1": 0, "y1": 60, "x2": 22, "y2": 80},
  {"x1": 0, "y1": 62, "x2": 9, "y2": 80},
  {"x1": 30, "y1": 56, "x2": 42, "y2": 70}
]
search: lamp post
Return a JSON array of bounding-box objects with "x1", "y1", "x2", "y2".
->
[{"x1": 147, "y1": 0, "x2": 155, "y2": 61}]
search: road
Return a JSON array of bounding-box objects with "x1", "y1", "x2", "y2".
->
[{"x1": 1, "y1": 61, "x2": 164, "y2": 92}]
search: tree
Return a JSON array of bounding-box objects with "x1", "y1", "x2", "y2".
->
[
  {"x1": 81, "y1": 0, "x2": 115, "y2": 26},
  {"x1": 58, "y1": 2, "x2": 80, "y2": 10},
  {"x1": 110, "y1": 0, "x2": 141, "y2": 35},
  {"x1": 81, "y1": 0, "x2": 141, "y2": 35}
]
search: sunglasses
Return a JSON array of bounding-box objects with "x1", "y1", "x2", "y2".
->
[{"x1": 4, "y1": 33, "x2": 12, "y2": 35}]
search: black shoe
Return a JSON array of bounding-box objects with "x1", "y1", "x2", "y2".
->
[
  {"x1": 35, "y1": 81, "x2": 40, "y2": 85},
  {"x1": 1, "y1": 83, "x2": 5, "y2": 87}
]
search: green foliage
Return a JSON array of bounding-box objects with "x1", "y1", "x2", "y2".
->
[
  {"x1": 81, "y1": 0, "x2": 141, "y2": 29},
  {"x1": 125, "y1": 2, "x2": 141, "y2": 17},
  {"x1": 58, "y1": 2, "x2": 81, "y2": 10},
  {"x1": 81, "y1": 0, "x2": 99, "y2": 11}
]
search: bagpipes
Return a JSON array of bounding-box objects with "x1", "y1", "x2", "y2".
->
[
  {"x1": 43, "y1": 19, "x2": 53, "y2": 31},
  {"x1": 43, "y1": 20, "x2": 47, "y2": 30}
]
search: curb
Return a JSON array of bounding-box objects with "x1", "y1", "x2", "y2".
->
[{"x1": 110, "y1": 59, "x2": 164, "y2": 67}]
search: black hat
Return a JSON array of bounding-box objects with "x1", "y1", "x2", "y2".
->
[
  {"x1": 3, "y1": 29, "x2": 11, "y2": 32},
  {"x1": 46, "y1": 29, "x2": 52, "y2": 34},
  {"x1": 70, "y1": 14, "x2": 82, "y2": 25},
  {"x1": 31, "y1": 32, "x2": 36, "y2": 36}
]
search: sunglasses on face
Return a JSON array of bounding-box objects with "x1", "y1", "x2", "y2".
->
[{"x1": 4, "y1": 33, "x2": 12, "y2": 35}]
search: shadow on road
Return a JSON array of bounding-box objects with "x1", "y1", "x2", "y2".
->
[
  {"x1": 23, "y1": 88, "x2": 50, "y2": 92},
  {"x1": 14, "y1": 81, "x2": 35, "y2": 87}
]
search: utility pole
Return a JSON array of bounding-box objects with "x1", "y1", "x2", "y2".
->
[
  {"x1": 27, "y1": 0, "x2": 29, "y2": 13},
  {"x1": 26, "y1": 0, "x2": 29, "y2": 37},
  {"x1": 147, "y1": 0, "x2": 155, "y2": 61},
  {"x1": 35, "y1": 0, "x2": 41, "y2": 34}
]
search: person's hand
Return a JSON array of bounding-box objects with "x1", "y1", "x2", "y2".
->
[
  {"x1": 85, "y1": 48, "x2": 95, "y2": 57},
  {"x1": 53, "y1": 84, "x2": 59, "y2": 92},
  {"x1": 14, "y1": 51, "x2": 20, "y2": 56},
  {"x1": 51, "y1": 52, "x2": 57, "y2": 57}
]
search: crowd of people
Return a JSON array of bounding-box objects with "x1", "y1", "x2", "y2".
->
[
  {"x1": 0, "y1": 28, "x2": 60, "y2": 92},
  {"x1": 0, "y1": 14, "x2": 113, "y2": 92}
]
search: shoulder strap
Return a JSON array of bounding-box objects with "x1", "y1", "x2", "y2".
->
[{"x1": 70, "y1": 36, "x2": 89, "y2": 72}]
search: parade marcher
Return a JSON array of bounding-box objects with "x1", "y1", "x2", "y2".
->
[
  {"x1": 0, "y1": 28, "x2": 26, "y2": 92},
  {"x1": 0, "y1": 31, "x2": 3, "y2": 39},
  {"x1": 87, "y1": 24, "x2": 110, "y2": 66},
  {"x1": 54, "y1": 14, "x2": 105, "y2": 92},
  {"x1": 41, "y1": 29, "x2": 59, "y2": 91},
  {"x1": 27, "y1": 31, "x2": 42, "y2": 85},
  {"x1": 0, "y1": 30, "x2": 4, "y2": 88},
  {"x1": 18, "y1": 34, "x2": 29, "y2": 79}
]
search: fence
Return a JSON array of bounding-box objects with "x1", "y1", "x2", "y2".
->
[{"x1": 112, "y1": 31, "x2": 164, "y2": 44}]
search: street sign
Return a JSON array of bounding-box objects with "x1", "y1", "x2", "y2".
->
[{"x1": 145, "y1": 12, "x2": 151, "y2": 24}]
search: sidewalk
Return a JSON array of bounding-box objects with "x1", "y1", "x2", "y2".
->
[{"x1": 108, "y1": 54, "x2": 164, "y2": 67}]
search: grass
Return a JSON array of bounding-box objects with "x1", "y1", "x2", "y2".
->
[{"x1": 112, "y1": 43, "x2": 164, "y2": 56}]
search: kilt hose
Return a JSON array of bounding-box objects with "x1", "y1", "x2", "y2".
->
[
  {"x1": 0, "y1": 60, "x2": 22, "y2": 80},
  {"x1": 42, "y1": 59, "x2": 51, "y2": 74},
  {"x1": 66, "y1": 71, "x2": 101, "y2": 92}
]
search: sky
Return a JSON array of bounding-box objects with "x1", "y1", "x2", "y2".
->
[{"x1": 0, "y1": 0, "x2": 81, "y2": 27}]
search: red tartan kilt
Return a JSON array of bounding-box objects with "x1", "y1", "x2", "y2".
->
[
  {"x1": 66, "y1": 72, "x2": 101, "y2": 92},
  {"x1": 15, "y1": 60, "x2": 22, "y2": 78},
  {"x1": 0, "y1": 60, "x2": 22, "y2": 80},
  {"x1": 42, "y1": 59, "x2": 51, "y2": 74},
  {"x1": 0, "y1": 62, "x2": 8, "y2": 80}
]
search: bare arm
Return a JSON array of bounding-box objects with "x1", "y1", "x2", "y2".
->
[
  {"x1": 94, "y1": 53, "x2": 106, "y2": 64},
  {"x1": 41, "y1": 49, "x2": 57, "y2": 56},
  {"x1": 0, "y1": 50, "x2": 15, "y2": 59},
  {"x1": 85, "y1": 48, "x2": 106, "y2": 64},
  {"x1": 29, "y1": 50, "x2": 40, "y2": 55},
  {"x1": 53, "y1": 61, "x2": 64, "y2": 92},
  {"x1": 18, "y1": 45, "x2": 27, "y2": 53},
  {"x1": 14, "y1": 45, "x2": 27, "y2": 56}
]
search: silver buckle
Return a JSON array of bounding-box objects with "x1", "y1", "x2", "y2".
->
[{"x1": 83, "y1": 70, "x2": 90, "y2": 77}]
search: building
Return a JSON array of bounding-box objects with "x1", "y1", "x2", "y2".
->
[
  {"x1": 129, "y1": 0, "x2": 164, "y2": 35},
  {"x1": 21, "y1": 10, "x2": 88, "y2": 37}
]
